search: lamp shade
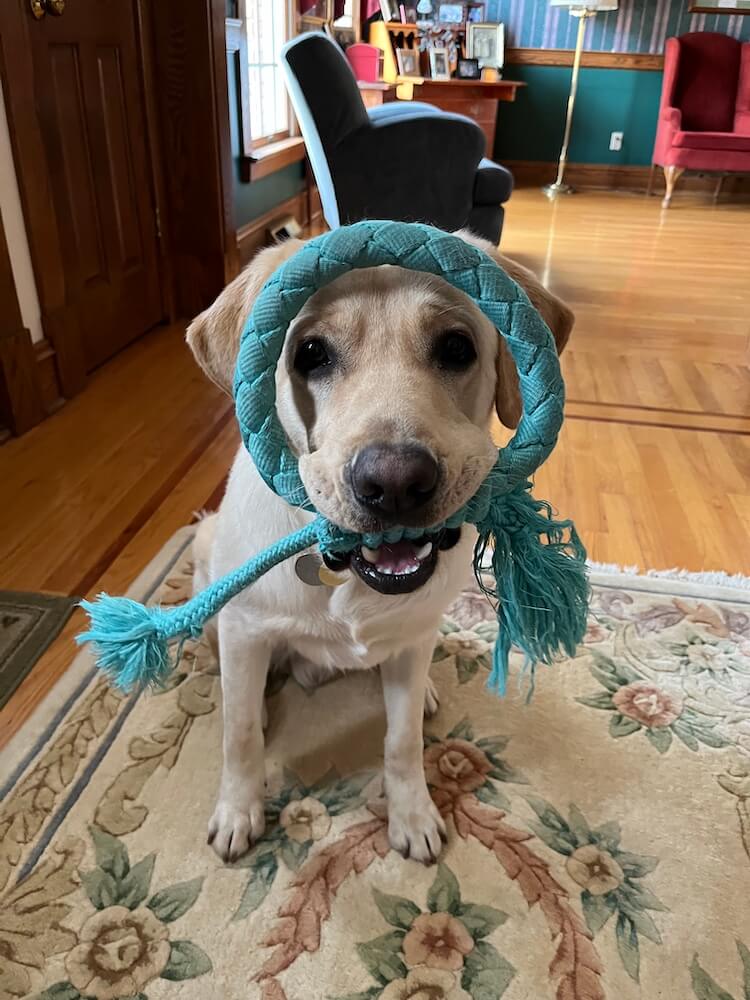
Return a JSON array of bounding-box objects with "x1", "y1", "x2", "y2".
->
[{"x1": 550, "y1": 1, "x2": 618, "y2": 9}]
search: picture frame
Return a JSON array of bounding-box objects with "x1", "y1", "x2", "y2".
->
[
  {"x1": 456, "y1": 56, "x2": 481, "y2": 79},
  {"x1": 379, "y1": 0, "x2": 401, "y2": 22},
  {"x1": 688, "y1": 1, "x2": 750, "y2": 10},
  {"x1": 395, "y1": 47, "x2": 421, "y2": 76},
  {"x1": 467, "y1": 1, "x2": 485, "y2": 22},
  {"x1": 467, "y1": 21, "x2": 505, "y2": 69},
  {"x1": 429, "y1": 47, "x2": 451, "y2": 79},
  {"x1": 437, "y1": 3, "x2": 465, "y2": 23}
]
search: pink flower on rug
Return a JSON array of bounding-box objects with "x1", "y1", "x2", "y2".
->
[
  {"x1": 612, "y1": 681, "x2": 683, "y2": 728},
  {"x1": 402, "y1": 912, "x2": 474, "y2": 971},
  {"x1": 424, "y1": 740, "x2": 492, "y2": 796},
  {"x1": 380, "y1": 967, "x2": 470, "y2": 999},
  {"x1": 65, "y1": 905, "x2": 170, "y2": 1000},
  {"x1": 565, "y1": 845, "x2": 625, "y2": 896}
]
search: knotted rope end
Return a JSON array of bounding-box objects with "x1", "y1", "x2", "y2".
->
[{"x1": 76, "y1": 595, "x2": 186, "y2": 693}]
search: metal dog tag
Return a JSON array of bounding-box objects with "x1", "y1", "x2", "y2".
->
[{"x1": 295, "y1": 553, "x2": 350, "y2": 587}]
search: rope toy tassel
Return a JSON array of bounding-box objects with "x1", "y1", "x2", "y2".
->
[
  {"x1": 77, "y1": 520, "x2": 326, "y2": 692},
  {"x1": 76, "y1": 597, "x2": 184, "y2": 692},
  {"x1": 474, "y1": 483, "x2": 589, "y2": 696}
]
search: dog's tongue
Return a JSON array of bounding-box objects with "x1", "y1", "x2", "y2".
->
[
  {"x1": 365, "y1": 540, "x2": 420, "y2": 575},
  {"x1": 378, "y1": 540, "x2": 419, "y2": 574}
]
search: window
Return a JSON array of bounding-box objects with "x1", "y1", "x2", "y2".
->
[{"x1": 247, "y1": 0, "x2": 289, "y2": 145}]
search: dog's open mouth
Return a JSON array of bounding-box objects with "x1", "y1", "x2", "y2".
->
[{"x1": 323, "y1": 527, "x2": 462, "y2": 595}]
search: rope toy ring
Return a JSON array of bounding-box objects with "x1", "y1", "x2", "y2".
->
[{"x1": 78, "y1": 221, "x2": 589, "y2": 696}]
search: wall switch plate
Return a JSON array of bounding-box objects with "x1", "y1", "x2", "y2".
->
[{"x1": 609, "y1": 131, "x2": 624, "y2": 151}]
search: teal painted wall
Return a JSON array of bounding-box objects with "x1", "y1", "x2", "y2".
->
[
  {"x1": 227, "y1": 48, "x2": 305, "y2": 228},
  {"x1": 495, "y1": 64, "x2": 664, "y2": 166}
]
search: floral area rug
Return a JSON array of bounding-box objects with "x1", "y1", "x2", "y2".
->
[{"x1": 2, "y1": 525, "x2": 750, "y2": 1000}]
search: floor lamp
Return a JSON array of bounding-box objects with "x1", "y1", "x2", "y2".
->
[{"x1": 544, "y1": 1, "x2": 618, "y2": 199}]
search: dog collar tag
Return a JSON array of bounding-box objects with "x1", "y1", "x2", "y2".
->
[{"x1": 295, "y1": 554, "x2": 349, "y2": 588}]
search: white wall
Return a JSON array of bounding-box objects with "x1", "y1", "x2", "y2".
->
[{"x1": 0, "y1": 78, "x2": 44, "y2": 343}]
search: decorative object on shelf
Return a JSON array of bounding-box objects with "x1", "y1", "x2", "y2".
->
[
  {"x1": 396, "y1": 46, "x2": 421, "y2": 75},
  {"x1": 379, "y1": 0, "x2": 401, "y2": 20},
  {"x1": 456, "y1": 55, "x2": 481, "y2": 78},
  {"x1": 467, "y1": 0, "x2": 485, "y2": 21},
  {"x1": 429, "y1": 46, "x2": 451, "y2": 78},
  {"x1": 467, "y1": 21, "x2": 505, "y2": 68},
  {"x1": 543, "y1": 1, "x2": 619, "y2": 199},
  {"x1": 416, "y1": 0, "x2": 433, "y2": 16},
  {"x1": 346, "y1": 41, "x2": 382, "y2": 81},
  {"x1": 437, "y1": 2, "x2": 465, "y2": 22},
  {"x1": 481, "y1": 66, "x2": 499, "y2": 81}
]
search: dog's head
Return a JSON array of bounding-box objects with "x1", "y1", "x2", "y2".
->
[{"x1": 187, "y1": 231, "x2": 573, "y2": 596}]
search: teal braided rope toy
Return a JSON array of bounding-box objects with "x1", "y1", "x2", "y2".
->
[{"x1": 77, "y1": 221, "x2": 589, "y2": 696}]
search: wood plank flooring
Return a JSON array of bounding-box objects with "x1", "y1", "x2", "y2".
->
[{"x1": 1, "y1": 189, "x2": 749, "y2": 747}]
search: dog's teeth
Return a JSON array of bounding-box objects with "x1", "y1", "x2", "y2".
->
[
  {"x1": 380, "y1": 566, "x2": 393, "y2": 575},
  {"x1": 415, "y1": 542, "x2": 433, "y2": 561},
  {"x1": 402, "y1": 563, "x2": 418, "y2": 574},
  {"x1": 361, "y1": 546, "x2": 379, "y2": 564}
]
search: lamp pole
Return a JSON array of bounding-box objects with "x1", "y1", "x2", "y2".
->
[{"x1": 543, "y1": 8, "x2": 594, "y2": 199}]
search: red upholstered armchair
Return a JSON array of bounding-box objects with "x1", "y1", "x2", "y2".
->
[{"x1": 652, "y1": 32, "x2": 750, "y2": 206}]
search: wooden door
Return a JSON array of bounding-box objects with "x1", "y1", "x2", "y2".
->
[{"x1": 27, "y1": 0, "x2": 163, "y2": 370}]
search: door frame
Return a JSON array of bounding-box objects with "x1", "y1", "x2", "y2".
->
[{"x1": 0, "y1": 0, "x2": 236, "y2": 427}]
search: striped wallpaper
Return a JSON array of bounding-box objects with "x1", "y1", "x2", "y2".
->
[{"x1": 484, "y1": 0, "x2": 750, "y2": 52}]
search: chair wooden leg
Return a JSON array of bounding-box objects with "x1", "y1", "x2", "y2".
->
[
  {"x1": 713, "y1": 174, "x2": 724, "y2": 203},
  {"x1": 646, "y1": 163, "x2": 656, "y2": 197},
  {"x1": 662, "y1": 166, "x2": 684, "y2": 207}
]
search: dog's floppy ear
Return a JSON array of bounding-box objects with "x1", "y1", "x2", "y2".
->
[
  {"x1": 455, "y1": 229, "x2": 575, "y2": 429},
  {"x1": 186, "y1": 238, "x2": 306, "y2": 394}
]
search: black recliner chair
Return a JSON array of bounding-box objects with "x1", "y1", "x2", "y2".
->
[{"x1": 281, "y1": 32, "x2": 513, "y2": 244}]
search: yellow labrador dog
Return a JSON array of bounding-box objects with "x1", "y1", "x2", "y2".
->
[{"x1": 187, "y1": 230, "x2": 572, "y2": 865}]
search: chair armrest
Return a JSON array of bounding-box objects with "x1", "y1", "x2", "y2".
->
[
  {"x1": 662, "y1": 106, "x2": 682, "y2": 130},
  {"x1": 367, "y1": 102, "x2": 442, "y2": 124}
]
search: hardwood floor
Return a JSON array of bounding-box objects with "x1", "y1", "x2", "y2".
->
[{"x1": 1, "y1": 189, "x2": 749, "y2": 747}]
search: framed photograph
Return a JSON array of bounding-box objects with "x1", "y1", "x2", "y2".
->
[
  {"x1": 467, "y1": 1, "x2": 485, "y2": 22},
  {"x1": 467, "y1": 21, "x2": 505, "y2": 69},
  {"x1": 456, "y1": 56, "x2": 480, "y2": 79},
  {"x1": 429, "y1": 47, "x2": 451, "y2": 79},
  {"x1": 437, "y1": 3, "x2": 465, "y2": 23},
  {"x1": 379, "y1": 0, "x2": 401, "y2": 22},
  {"x1": 395, "y1": 47, "x2": 421, "y2": 76}
]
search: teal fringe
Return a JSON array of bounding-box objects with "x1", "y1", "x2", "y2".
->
[{"x1": 473, "y1": 483, "x2": 589, "y2": 698}]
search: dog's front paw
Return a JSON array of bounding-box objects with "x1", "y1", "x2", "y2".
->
[
  {"x1": 387, "y1": 792, "x2": 447, "y2": 864},
  {"x1": 208, "y1": 796, "x2": 265, "y2": 863}
]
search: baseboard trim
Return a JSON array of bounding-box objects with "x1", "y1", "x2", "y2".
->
[
  {"x1": 507, "y1": 160, "x2": 750, "y2": 195},
  {"x1": 0, "y1": 326, "x2": 45, "y2": 435},
  {"x1": 34, "y1": 339, "x2": 66, "y2": 415},
  {"x1": 236, "y1": 182, "x2": 323, "y2": 266},
  {"x1": 506, "y1": 48, "x2": 663, "y2": 71}
]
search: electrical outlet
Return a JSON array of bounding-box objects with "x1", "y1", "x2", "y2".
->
[{"x1": 609, "y1": 131, "x2": 624, "y2": 152}]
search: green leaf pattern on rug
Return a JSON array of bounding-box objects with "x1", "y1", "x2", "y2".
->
[
  {"x1": 524, "y1": 798, "x2": 667, "y2": 982},
  {"x1": 38, "y1": 827, "x2": 212, "y2": 1000},
  {"x1": 337, "y1": 863, "x2": 513, "y2": 999},
  {"x1": 690, "y1": 940, "x2": 750, "y2": 1000},
  {"x1": 232, "y1": 765, "x2": 376, "y2": 920}
]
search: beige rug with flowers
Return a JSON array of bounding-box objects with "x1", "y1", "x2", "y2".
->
[{"x1": 2, "y1": 525, "x2": 750, "y2": 1000}]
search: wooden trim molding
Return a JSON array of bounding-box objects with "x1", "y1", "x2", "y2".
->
[
  {"x1": 0, "y1": 196, "x2": 44, "y2": 435},
  {"x1": 506, "y1": 160, "x2": 750, "y2": 194},
  {"x1": 226, "y1": 3, "x2": 256, "y2": 183},
  {"x1": 251, "y1": 136, "x2": 306, "y2": 181},
  {"x1": 505, "y1": 48, "x2": 664, "y2": 71},
  {"x1": 236, "y1": 178, "x2": 321, "y2": 266}
]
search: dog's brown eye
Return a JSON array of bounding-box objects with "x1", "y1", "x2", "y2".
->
[
  {"x1": 293, "y1": 337, "x2": 333, "y2": 376},
  {"x1": 434, "y1": 331, "x2": 477, "y2": 372}
]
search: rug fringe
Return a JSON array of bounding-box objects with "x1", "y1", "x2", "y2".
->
[{"x1": 587, "y1": 560, "x2": 750, "y2": 592}]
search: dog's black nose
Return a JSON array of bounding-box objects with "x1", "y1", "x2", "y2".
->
[{"x1": 350, "y1": 444, "x2": 439, "y2": 517}]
